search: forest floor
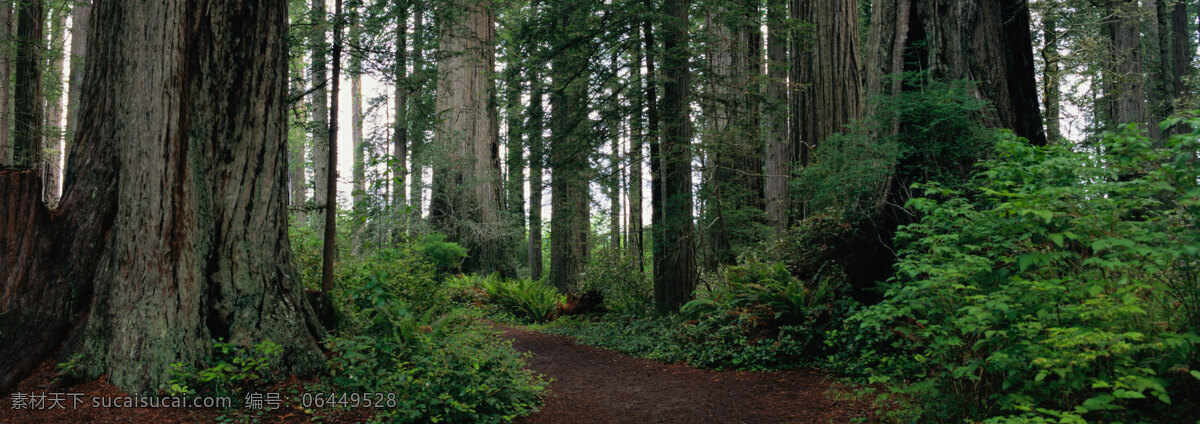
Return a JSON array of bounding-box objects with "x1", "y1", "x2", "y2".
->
[{"x1": 496, "y1": 323, "x2": 870, "y2": 424}]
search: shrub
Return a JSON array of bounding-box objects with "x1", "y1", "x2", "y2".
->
[
  {"x1": 479, "y1": 275, "x2": 565, "y2": 323},
  {"x1": 848, "y1": 126, "x2": 1200, "y2": 422},
  {"x1": 167, "y1": 339, "x2": 283, "y2": 398},
  {"x1": 416, "y1": 233, "x2": 469, "y2": 274},
  {"x1": 580, "y1": 248, "x2": 651, "y2": 315}
]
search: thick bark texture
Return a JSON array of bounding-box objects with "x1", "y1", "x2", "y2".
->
[
  {"x1": 1169, "y1": 0, "x2": 1193, "y2": 134},
  {"x1": 430, "y1": 0, "x2": 512, "y2": 275},
  {"x1": 865, "y1": 0, "x2": 1046, "y2": 145},
  {"x1": 0, "y1": 1, "x2": 12, "y2": 165},
  {"x1": 13, "y1": 0, "x2": 43, "y2": 169},
  {"x1": 764, "y1": 0, "x2": 789, "y2": 233},
  {"x1": 310, "y1": 0, "x2": 329, "y2": 231},
  {"x1": 793, "y1": 0, "x2": 861, "y2": 166},
  {"x1": 1104, "y1": 0, "x2": 1146, "y2": 130},
  {"x1": 548, "y1": 2, "x2": 591, "y2": 292},
  {"x1": 627, "y1": 32, "x2": 644, "y2": 272},
  {"x1": 1, "y1": 0, "x2": 325, "y2": 394},
  {"x1": 64, "y1": 0, "x2": 90, "y2": 176},
  {"x1": 655, "y1": 0, "x2": 696, "y2": 311}
]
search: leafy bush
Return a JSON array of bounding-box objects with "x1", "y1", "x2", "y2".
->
[
  {"x1": 847, "y1": 125, "x2": 1200, "y2": 422},
  {"x1": 580, "y1": 248, "x2": 651, "y2": 315},
  {"x1": 417, "y1": 233, "x2": 469, "y2": 274},
  {"x1": 478, "y1": 275, "x2": 565, "y2": 323},
  {"x1": 335, "y1": 246, "x2": 446, "y2": 333},
  {"x1": 167, "y1": 339, "x2": 282, "y2": 398},
  {"x1": 327, "y1": 311, "x2": 546, "y2": 423}
]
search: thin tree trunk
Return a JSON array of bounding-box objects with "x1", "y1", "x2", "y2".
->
[
  {"x1": 628, "y1": 30, "x2": 644, "y2": 272},
  {"x1": 1169, "y1": 0, "x2": 1193, "y2": 134},
  {"x1": 42, "y1": 2, "x2": 67, "y2": 203},
  {"x1": 764, "y1": 0, "x2": 789, "y2": 233},
  {"x1": 63, "y1": 0, "x2": 89, "y2": 180},
  {"x1": 320, "y1": 0, "x2": 343, "y2": 323},
  {"x1": 408, "y1": 7, "x2": 425, "y2": 232},
  {"x1": 310, "y1": 0, "x2": 329, "y2": 231},
  {"x1": 643, "y1": 0, "x2": 664, "y2": 299},
  {"x1": 392, "y1": 5, "x2": 409, "y2": 227},
  {"x1": 527, "y1": 64, "x2": 545, "y2": 281},
  {"x1": 609, "y1": 129, "x2": 620, "y2": 253},
  {"x1": 503, "y1": 66, "x2": 524, "y2": 234},
  {"x1": 1042, "y1": 14, "x2": 1061, "y2": 142},
  {"x1": 655, "y1": 0, "x2": 696, "y2": 311},
  {"x1": 351, "y1": 73, "x2": 364, "y2": 207},
  {"x1": 1, "y1": 0, "x2": 325, "y2": 394},
  {"x1": 13, "y1": 0, "x2": 43, "y2": 169},
  {"x1": 1144, "y1": 0, "x2": 1169, "y2": 142}
]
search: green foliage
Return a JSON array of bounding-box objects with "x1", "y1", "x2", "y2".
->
[
  {"x1": 335, "y1": 246, "x2": 445, "y2": 333},
  {"x1": 167, "y1": 340, "x2": 283, "y2": 399},
  {"x1": 417, "y1": 233, "x2": 469, "y2": 274},
  {"x1": 846, "y1": 124, "x2": 1200, "y2": 422},
  {"x1": 288, "y1": 224, "x2": 325, "y2": 290},
  {"x1": 477, "y1": 274, "x2": 565, "y2": 323},
  {"x1": 580, "y1": 248, "x2": 652, "y2": 315},
  {"x1": 53, "y1": 353, "x2": 86, "y2": 385}
]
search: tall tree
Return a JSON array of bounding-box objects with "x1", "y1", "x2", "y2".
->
[
  {"x1": 792, "y1": 0, "x2": 861, "y2": 168},
  {"x1": 42, "y1": 0, "x2": 67, "y2": 202},
  {"x1": 527, "y1": 61, "x2": 545, "y2": 280},
  {"x1": 655, "y1": 0, "x2": 696, "y2": 311},
  {"x1": 865, "y1": 0, "x2": 1046, "y2": 145},
  {"x1": 63, "y1": 0, "x2": 90, "y2": 175},
  {"x1": 0, "y1": 0, "x2": 12, "y2": 165},
  {"x1": 1041, "y1": 12, "x2": 1061, "y2": 142},
  {"x1": 548, "y1": 0, "x2": 592, "y2": 292},
  {"x1": 764, "y1": 0, "x2": 789, "y2": 232},
  {"x1": 627, "y1": 28, "x2": 645, "y2": 272},
  {"x1": 310, "y1": 0, "x2": 330, "y2": 231},
  {"x1": 1103, "y1": 0, "x2": 1146, "y2": 130},
  {"x1": 609, "y1": 123, "x2": 621, "y2": 252},
  {"x1": 13, "y1": 0, "x2": 44, "y2": 169},
  {"x1": 319, "y1": 0, "x2": 344, "y2": 322},
  {"x1": 503, "y1": 63, "x2": 524, "y2": 236},
  {"x1": 392, "y1": 2, "x2": 409, "y2": 221},
  {"x1": 430, "y1": 0, "x2": 512, "y2": 275},
  {"x1": 1168, "y1": 0, "x2": 1193, "y2": 133},
  {"x1": 643, "y1": 0, "x2": 665, "y2": 303},
  {"x1": 408, "y1": 5, "x2": 428, "y2": 232},
  {"x1": 0, "y1": 0, "x2": 326, "y2": 394}
]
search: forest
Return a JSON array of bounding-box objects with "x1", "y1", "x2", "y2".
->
[{"x1": 1, "y1": 0, "x2": 1199, "y2": 422}]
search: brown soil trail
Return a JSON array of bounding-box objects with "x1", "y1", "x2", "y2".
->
[{"x1": 496, "y1": 324, "x2": 865, "y2": 424}]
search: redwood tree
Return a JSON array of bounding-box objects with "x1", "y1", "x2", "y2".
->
[
  {"x1": 655, "y1": 0, "x2": 696, "y2": 311},
  {"x1": 0, "y1": 0, "x2": 325, "y2": 394}
]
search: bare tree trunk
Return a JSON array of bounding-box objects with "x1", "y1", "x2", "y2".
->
[
  {"x1": 310, "y1": 0, "x2": 329, "y2": 231},
  {"x1": 42, "y1": 2, "x2": 67, "y2": 203},
  {"x1": 527, "y1": 66, "x2": 545, "y2": 281},
  {"x1": 503, "y1": 66, "x2": 523, "y2": 237},
  {"x1": 351, "y1": 72, "x2": 364, "y2": 207},
  {"x1": 628, "y1": 30, "x2": 644, "y2": 272},
  {"x1": 643, "y1": 0, "x2": 665, "y2": 300},
  {"x1": 609, "y1": 129, "x2": 620, "y2": 253},
  {"x1": 1042, "y1": 14, "x2": 1061, "y2": 143},
  {"x1": 764, "y1": 0, "x2": 789, "y2": 233},
  {"x1": 392, "y1": 5, "x2": 409, "y2": 224},
  {"x1": 430, "y1": 0, "x2": 511, "y2": 275},
  {"x1": 0, "y1": 0, "x2": 12, "y2": 165},
  {"x1": 1169, "y1": 0, "x2": 1193, "y2": 134},
  {"x1": 655, "y1": 0, "x2": 696, "y2": 311},
  {"x1": 793, "y1": 0, "x2": 861, "y2": 167},
  {"x1": 320, "y1": 0, "x2": 343, "y2": 323},
  {"x1": 13, "y1": 0, "x2": 43, "y2": 169},
  {"x1": 548, "y1": 1, "x2": 591, "y2": 292},
  {"x1": 1, "y1": 0, "x2": 325, "y2": 394},
  {"x1": 1104, "y1": 0, "x2": 1146, "y2": 130},
  {"x1": 408, "y1": 7, "x2": 426, "y2": 232},
  {"x1": 63, "y1": 0, "x2": 89, "y2": 179}
]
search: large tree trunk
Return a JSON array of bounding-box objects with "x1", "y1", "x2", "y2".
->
[
  {"x1": 527, "y1": 65, "x2": 545, "y2": 281},
  {"x1": 1168, "y1": 0, "x2": 1193, "y2": 134},
  {"x1": 310, "y1": 0, "x2": 329, "y2": 231},
  {"x1": 644, "y1": 0, "x2": 665, "y2": 302},
  {"x1": 1144, "y1": 0, "x2": 1171, "y2": 142},
  {"x1": 1104, "y1": 0, "x2": 1146, "y2": 130},
  {"x1": 12, "y1": 0, "x2": 43, "y2": 169},
  {"x1": 0, "y1": 0, "x2": 326, "y2": 394},
  {"x1": 63, "y1": 0, "x2": 90, "y2": 183},
  {"x1": 430, "y1": 0, "x2": 511, "y2": 275},
  {"x1": 42, "y1": 2, "x2": 67, "y2": 203},
  {"x1": 793, "y1": 0, "x2": 861, "y2": 167},
  {"x1": 548, "y1": 1, "x2": 591, "y2": 292},
  {"x1": 655, "y1": 0, "x2": 696, "y2": 311},
  {"x1": 0, "y1": 1, "x2": 12, "y2": 165},
  {"x1": 865, "y1": 0, "x2": 1046, "y2": 145},
  {"x1": 628, "y1": 30, "x2": 644, "y2": 272},
  {"x1": 503, "y1": 66, "x2": 523, "y2": 236},
  {"x1": 764, "y1": 0, "x2": 789, "y2": 233}
]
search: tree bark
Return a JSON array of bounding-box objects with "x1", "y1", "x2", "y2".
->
[
  {"x1": 628, "y1": 29, "x2": 644, "y2": 272},
  {"x1": 609, "y1": 127, "x2": 620, "y2": 253},
  {"x1": 42, "y1": 2, "x2": 68, "y2": 203},
  {"x1": 503, "y1": 66, "x2": 523, "y2": 236},
  {"x1": 1041, "y1": 14, "x2": 1061, "y2": 142},
  {"x1": 1169, "y1": 0, "x2": 1193, "y2": 134},
  {"x1": 0, "y1": 0, "x2": 12, "y2": 165},
  {"x1": 351, "y1": 70, "x2": 364, "y2": 207},
  {"x1": 64, "y1": 0, "x2": 90, "y2": 182},
  {"x1": 793, "y1": 0, "x2": 861, "y2": 167},
  {"x1": 643, "y1": 0, "x2": 665, "y2": 301},
  {"x1": 310, "y1": 0, "x2": 329, "y2": 231},
  {"x1": 764, "y1": 0, "x2": 789, "y2": 233},
  {"x1": 527, "y1": 62, "x2": 545, "y2": 281},
  {"x1": 548, "y1": 0, "x2": 591, "y2": 292},
  {"x1": 430, "y1": 0, "x2": 512, "y2": 275},
  {"x1": 866, "y1": 0, "x2": 1045, "y2": 145},
  {"x1": 1, "y1": 0, "x2": 325, "y2": 394},
  {"x1": 1104, "y1": 0, "x2": 1146, "y2": 130},
  {"x1": 655, "y1": 0, "x2": 696, "y2": 311},
  {"x1": 408, "y1": 7, "x2": 427, "y2": 232},
  {"x1": 392, "y1": 5, "x2": 409, "y2": 221},
  {"x1": 13, "y1": 0, "x2": 44, "y2": 169}
]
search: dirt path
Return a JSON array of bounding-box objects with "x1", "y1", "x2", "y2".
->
[{"x1": 496, "y1": 325, "x2": 864, "y2": 424}]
